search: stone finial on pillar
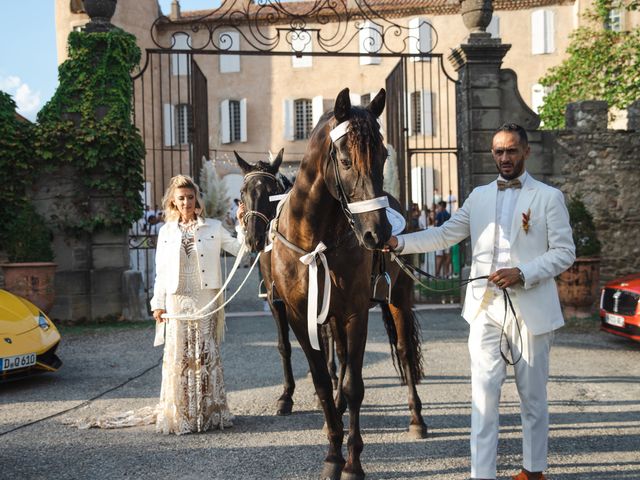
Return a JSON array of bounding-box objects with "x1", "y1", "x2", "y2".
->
[
  {"x1": 565, "y1": 101, "x2": 608, "y2": 132},
  {"x1": 627, "y1": 100, "x2": 640, "y2": 132},
  {"x1": 460, "y1": 0, "x2": 495, "y2": 44},
  {"x1": 83, "y1": 0, "x2": 117, "y2": 33},
  {"x1": 170, "y1": 0, "x2": 181, "y2": 20}
]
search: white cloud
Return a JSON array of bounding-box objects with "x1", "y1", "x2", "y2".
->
[{"x1": 0, "y1": 75, "x2": 42, "y2": 119}]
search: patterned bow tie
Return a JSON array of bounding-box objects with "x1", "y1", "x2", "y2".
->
[{"x1": 497, "y1": 179, "x2": 522, "y2": 191}]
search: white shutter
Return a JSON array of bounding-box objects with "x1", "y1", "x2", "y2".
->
[
  {"x1": 220, "y1": 100, "x2": 231, "y2": 144},
  {"x1": 283, "y1": 98, "x2": 294, "y2": 141},
  {"x1": 406, "y1": 92, "x2": 414, "y2": 136},
  {"x1": 312, "y1": 95, "x2": 324, "y2": 128},
  {"x1": 411, "y1": 167, "x2": 424, "y2": 205},
  {"x1": 219, "y1": 31, "x2": 240, "y2": 73},
  {"x1": 487, "y1": 15, "x2": 500, "y2": 39},
  {"x1": 163, "y1": 103, "x2": 175, "y2": 147},
  {"x1": 421, "y1": 90, "x2": 433, "y2": 136},
  {"x1": 171, "y1": 33, "x2": 190, "y2": 76},
  {"x1": 360, "y1": 21, "x2": 382, "y2": 65},
  {"x1": 409, "y1": 17, "x2": 432, "y2": 61},
  {"x1": 531, "y1": 84, "x2": 546, "y2": 114},
  {"x1": 349, "y1": 92, "x2": 361, "y2": 107},
  {"x1": 292, "y1": 30, "x2": 312, "y2": 68},
  {"x1": 240, "y1": 98, "x2": 247, "y2": 142},
  {"x1": 531, "y1": 10, "x2": 545, "y2": 54},
  {"x1": 544, "y1": 10, "x2": 555, "y2": 53}
]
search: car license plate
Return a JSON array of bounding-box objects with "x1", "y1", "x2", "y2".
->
[
  {"x1": 605, "y1": 313, "x2": 626, "y2": 327},
  {"x1": 0, "y1": 353, "x2": 36, "y2": 372}
]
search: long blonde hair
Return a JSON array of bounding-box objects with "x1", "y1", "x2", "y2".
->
[{"x1": 162, "y1": 174, "x2": 207, "y2": 222}]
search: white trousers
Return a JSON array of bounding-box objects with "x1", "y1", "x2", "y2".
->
[{"x1": 468, "y1": 292, "x2": 553, "y2": 479}]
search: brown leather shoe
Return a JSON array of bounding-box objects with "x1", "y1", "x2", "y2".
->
[{"x1": 512, "y1": 471, "x2": 547, "y2": 480}]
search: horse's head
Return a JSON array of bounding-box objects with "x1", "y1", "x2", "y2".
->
[
  {"x1": 235, "y1": 149, "x2": 288, "y2": 252},
  {"x1": 323, "y1": 87, "x2": 391, "y2": 250}
]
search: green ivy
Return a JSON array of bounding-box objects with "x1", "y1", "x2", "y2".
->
[
  {"x1": 0, "y1": 91, "x2": 36, "y2": 253},
  {"x1": 538, "y1": 1, "x2": 640, "y2": 129},
  {"x1": 35, "y1": 29, "x2": 144, "y2": 234}
]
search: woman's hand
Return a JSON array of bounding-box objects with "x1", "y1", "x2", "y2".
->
[{"x1": 153, "y1": 309, "x2": 166, "y2": 323}]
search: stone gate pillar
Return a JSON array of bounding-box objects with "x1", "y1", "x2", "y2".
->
[{"x1": 449, "y1": 0, "x2": 540, "y2": 200}]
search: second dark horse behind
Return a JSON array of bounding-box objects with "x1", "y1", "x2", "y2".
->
[{"x1": 237, "y1": 88, "x2": 426, "y2": 480}]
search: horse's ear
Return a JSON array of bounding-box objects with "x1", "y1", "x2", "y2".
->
[
  {"x1": 366, "y1": 88, "x2": 386, "y2": 118},
  {"x1": 334, "y1": 88, "x2": 351, "y2": 123},
  {"x1": 269, "y1": 148, "x2": 284, "y2": 172},
  {"x1": 234, "y1": 151, "x2": 252, "y2": 174}
]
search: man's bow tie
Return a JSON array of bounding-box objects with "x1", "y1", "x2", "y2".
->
[{"x1": 497, "y1": 179, "x2": 522, "y2": 191}]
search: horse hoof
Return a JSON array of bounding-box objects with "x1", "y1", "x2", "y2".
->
[
  {"x1": 276, "y1": 398, "x2": 293, "y2": 416},
  {"x1": 340, "y1": 470, "x2": 365, "y2": 480},
  {"x1": 320, "y1": 461, "x2": 343, "y2": 480},
  {"x1": 408, "y1": 423, "x2": 428, "y2": 439}
]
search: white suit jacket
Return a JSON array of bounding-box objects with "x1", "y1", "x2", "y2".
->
[
  {"x1": 400, "y1": 174, "x2": 575, "y2": 335},
  {"x1": 150, "y1": 217, "x2": 242, "y2": 311}
]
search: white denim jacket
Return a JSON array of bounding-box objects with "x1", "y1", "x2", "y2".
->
[{"x1": 150, "y1": 217, "x2": 243, "y2": 311}]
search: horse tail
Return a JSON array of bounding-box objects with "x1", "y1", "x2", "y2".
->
[
  {"x1": 380, "y1": 302, "x2": 403, "y2": 382},
  {"x1": 382, "y1": 270, "x2": 425, "y2": 386},
  {"x1": 402, "y1": 306, "x2": 425, "y2": 385}
]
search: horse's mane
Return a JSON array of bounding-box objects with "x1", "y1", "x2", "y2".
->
[{"x1": 323, "y1": 107, "x2": 383, "y2": 176}]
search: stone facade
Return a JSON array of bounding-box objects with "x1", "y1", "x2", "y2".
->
[{"x1": 547, "y1": 100, "x2": 640, "y2": 282}]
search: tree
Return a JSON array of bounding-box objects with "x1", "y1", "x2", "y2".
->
[
  {"x1": 538, "y1": 0, "x2": 640, "y2": 129},
  {"x1": 200, "y1": 158, "x2": 230, "y2": 219}
]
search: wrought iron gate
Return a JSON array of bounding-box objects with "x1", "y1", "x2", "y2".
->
[
  {"x1": 128, "y1": 1, "x2": 461, "y2": 304},
  {"x1": 385, "y1": 56, "x2": 460, "y2": 303}
]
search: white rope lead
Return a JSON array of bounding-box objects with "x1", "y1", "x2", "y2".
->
[{"x1": 160, "y1": 243, "x2": 258, "y2": 321}]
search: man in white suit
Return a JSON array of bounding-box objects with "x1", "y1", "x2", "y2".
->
[{"x1": 386, "y1": 123, "x2": 575, "y2": 480}]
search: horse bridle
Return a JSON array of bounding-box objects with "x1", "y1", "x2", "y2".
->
[
  {"x1": 328, "y1": 120, "x2": 390, "y2": 231},
  {"x1": 241, "y1": 171, "x2": 287, "y2": 227}
]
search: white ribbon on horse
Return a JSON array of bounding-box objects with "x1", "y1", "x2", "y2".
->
[
  {"x1": 329, "y1": 120, "x2": 350, "y2": 142},
  {"x1": 299, "y1": 241, "x2": 331, "y2": 351},
  {"x1": 347, "y1": 196, "x2": 389, "y2": 214}
]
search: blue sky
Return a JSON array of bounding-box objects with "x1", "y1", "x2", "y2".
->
[{"x1": 0, "y1": 0, "x2": 220, "y2": 121}]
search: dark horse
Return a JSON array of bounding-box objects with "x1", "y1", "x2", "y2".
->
[{"x1": 238, "y1": 89, "x2": 426, "y2": 479}]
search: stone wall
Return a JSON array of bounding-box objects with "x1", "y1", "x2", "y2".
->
[{"x1": 547, "y1": 100, "x2": 640, "y2": 283}]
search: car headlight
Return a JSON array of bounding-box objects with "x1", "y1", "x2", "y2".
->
[{"x1": 37, "y1": 312, "x2": 50, "y2": 331}]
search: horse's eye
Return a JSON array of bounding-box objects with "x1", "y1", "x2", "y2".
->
[{"x1": 340, "y1": 157, "x2": 352, "y2": 168}]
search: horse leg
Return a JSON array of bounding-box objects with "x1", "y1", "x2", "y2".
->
[
  {"x1": 293, "y1": 327, "x2": 346, "y2": 480},
  {"x1": 271, "y1": 299, "x2": 295, "y2": 416},
  {"x1": 331, "y1": 320, "x2": 348, "y2": 418},
  {"x1": 340, "y1": 314, "x2": 367, "y2": 480},
  {"x1": 386, "y1": 272, "x2": 428, "y2": 439},
  {"x1": 323, "y1": 324, "x2": 339, "y2": 390}
]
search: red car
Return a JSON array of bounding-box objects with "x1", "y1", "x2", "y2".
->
[{"x1": 600, "y1": 274, "x2": 640, "y2": 342}]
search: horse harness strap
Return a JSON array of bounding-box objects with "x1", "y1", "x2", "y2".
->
[{"x1": 390, "y1": 252, "x2": 523, "y2": 365}]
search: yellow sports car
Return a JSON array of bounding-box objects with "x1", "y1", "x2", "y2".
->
[{"x1": 0, "y1": 289, "x2": 62, "y2": 380}]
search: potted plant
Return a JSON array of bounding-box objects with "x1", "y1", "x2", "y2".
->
[
  {"x1": 1, "y1": 202, "x2": 57, "y2": 313},
  {"x1": 557, "y1": 196, "x2": 602, "y2": 318}
]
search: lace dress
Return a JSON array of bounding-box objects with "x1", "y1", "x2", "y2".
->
[
  {"x1": 77, "y1": 220, "x2": 233, "y2": 434},
  {"x1": 156, "y1": 220, "x2": 233, "y2": 434}
]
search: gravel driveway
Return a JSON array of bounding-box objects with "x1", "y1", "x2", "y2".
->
[{"x1": 1, "y1": 303, "x2": 639, "y2": 480}]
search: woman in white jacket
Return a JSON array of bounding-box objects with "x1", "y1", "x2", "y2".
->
[{"x1": 150, "y1": 174, "x2": 243, "y2": 435}]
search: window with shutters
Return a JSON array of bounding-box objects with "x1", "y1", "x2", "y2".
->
[
  {"x1": 219, "y1": 31, "x2": 241, "y2": 73},
  {"x1": 359, "y1": 21, "x2": 382, "y2": 65},
  {"x1": 487, "y1": 15, "x2": 500, "y2": 39},
  {"x1": 172, "y1": 33, "x2": 191, "y2": 76},
  {"x1": 410, "y1": 92, "x2": 422, "y2": 136},
  {"x1": 176, "y1": 104, "x2": 193, "y2": 145},
  {"x1": 294, "y1": 99, "x2": 313, "y2": 140},
  {"x1": 606, "y1": 9, "x2": 623, "y2": 31},
  {"x1": 531, "y1": 10, "x2": 555, "y2": 55},
  {"x1": 229, "y1": 100, "x2": 241, "y2": 142},
  {"x1": 360, "y1": 94, "x2": 371, "y2": 107},
  {"x1": 409, "y1": 17, "x2": 432, "y2": 60}
]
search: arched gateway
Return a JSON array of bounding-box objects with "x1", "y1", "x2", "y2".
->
[{"x1": 130, "y1": 0, "x2": 459, "y2": 304}]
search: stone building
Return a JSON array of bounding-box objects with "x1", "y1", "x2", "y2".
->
[{"x1": 54, "y1": 0, "x2": 640, "y2": 211}]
